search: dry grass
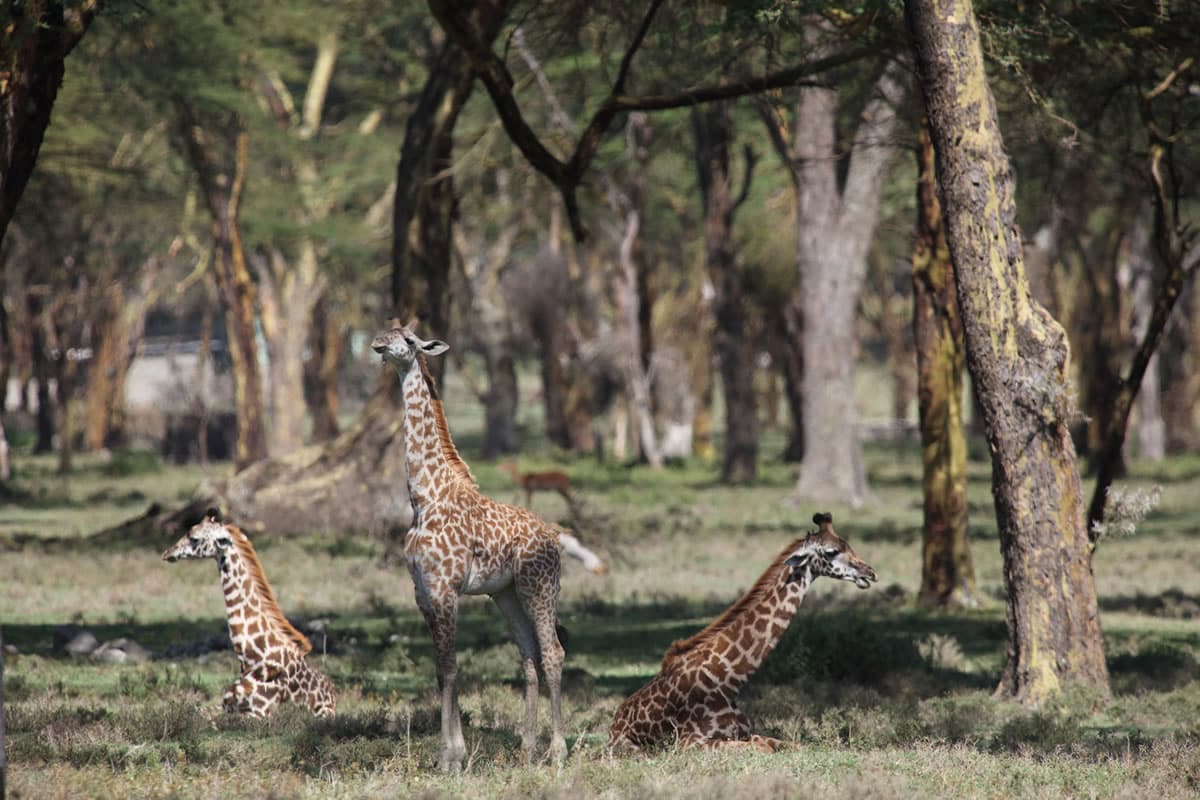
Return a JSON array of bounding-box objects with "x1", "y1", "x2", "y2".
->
[{"x1": 3, "y1": 421, "x2": 1200, "y2": 798}]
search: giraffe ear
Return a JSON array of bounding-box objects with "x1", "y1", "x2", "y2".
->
[
  {"x1": 785, "y1": 552, "x2": 812, "y2": 583},
  {"x1": 418, "y1": 339, "x2": 449, "y2": 357}
]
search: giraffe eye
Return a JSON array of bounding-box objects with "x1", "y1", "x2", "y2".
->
[{"x1": 824, "y1": 549, "x2": 840, "y2": 558}]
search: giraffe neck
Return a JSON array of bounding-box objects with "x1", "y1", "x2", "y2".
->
[
  {"x1": 399, "y1": 357, "x2": 472, "y2": 507},
  {"x1": 712, "y1": 577, "x2": 809, "y2": 696},
  {"x1": 217, "y1": 547, "x2": 264, "y2": 664}
]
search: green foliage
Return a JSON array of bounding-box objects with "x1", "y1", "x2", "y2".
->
[{"x1": 99, "y1": 449, "x2": 162, "y2": 478}]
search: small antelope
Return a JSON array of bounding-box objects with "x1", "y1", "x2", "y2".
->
[{"x1": 498, "y1": 458, "x2": 574, "y2": 510}]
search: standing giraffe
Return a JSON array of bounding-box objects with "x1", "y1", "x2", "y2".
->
[
  {"x1": 608, "y1": 512, "x2": 876, "y2": 753},
  {"x1": 372, "y1": 326, "x2": 569, "y2": 770},
  {"x1": 162, "y1": 512, "x2": 335, "y2": 718}
]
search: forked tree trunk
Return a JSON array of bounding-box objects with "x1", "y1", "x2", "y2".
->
[
  {"x1": 178, "y1": 115, "x2": 269, "y2": 470},
  {"x1": 774, "y1": 55, "x2": 906, "y2": 506},
  {"x1": 912, "y1": 119, "x2": 978, "y2": 608},
  {"x1": 905, "y1": 0, "x2": 1109, "y2": 704},
  {"x1": 692, "y1": 102, "x2": 757, "y2": 481}
]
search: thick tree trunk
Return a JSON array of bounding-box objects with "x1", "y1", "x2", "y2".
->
[
  {"x1": 0, "y1": 1, "x2": 96, "y2": 248},
  {"x1": 692, "y1": 103, "x2": 757, "y2": 481},
  {"x1": 83, "y1": 262, "x2": 156, "y2": 450},
  {"x1": 305, "y1": 295, "x2": 342, "y2": 443},
  {"x1": 481, "y1": 348, "x2": 518, "y2": 459},
  {"x1": 257, "y1": 245, "x2": 322, "y2": 457},
  {"x1": 913, "y1": 119, "x2": 978, "y2": 609},
  {"x1": 905, "y1": 0, "x2": 1109, "y2": 704},
  {"x1": 1158, "y1": 281, "x2": 1200, "y2": 452},
  {"x1": 1127, "y1": 208, "x2": 1165, "y2": 461},
  {"x1": 786, "y1": 57, "x2": 906, "y2": 507}
]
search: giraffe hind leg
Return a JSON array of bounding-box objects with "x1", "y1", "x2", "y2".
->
[
  {"x1": 492, "y1": 585, "x2": 541, "y2": 763},
  {"x1": 516, "y1": 551, "x2": 567, "y2": 765}
]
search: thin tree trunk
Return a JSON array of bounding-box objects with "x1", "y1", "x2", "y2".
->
[
  {"x1": 29, "y1": 293, "x2": 54, "y2": 454},
  {"x1": 1086, "y1": 148, "x2": 1200, "y2": 537},
  {"x1": 777, "y1": 298, "x2": 805, "y2": 462},
  {"x1": 913, "y1": 117, "x2": 978, "y2": 609},
  {"x1": 692, "y1": 103, "x2": 757, "y2": 481},
  {"x1": 905, "y1": 0, "x2": 1109, "y2": 704}
]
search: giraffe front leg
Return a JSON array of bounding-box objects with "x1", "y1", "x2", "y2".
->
[
  {"x1": 222, "y1": 668, "x2": 282, "y2": 718},
  {"x1": 419, "y1": 587, "x2": 465, "y2": 771},
  {"x1": 493, "y1": 586, "x2": 541, "y2": 763}
]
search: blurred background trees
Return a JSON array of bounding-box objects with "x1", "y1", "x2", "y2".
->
[{"x1": 1, "y1": 0, "x2": 1197, "y2": 705}]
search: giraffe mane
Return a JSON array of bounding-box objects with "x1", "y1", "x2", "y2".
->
[
  {"x1": 227, "y1": 525, "x2": 314, "y2": 655},
  {"x1": 660, "y1": 537, "x2": 805, "y2": 669},
  {"x1": 418, "y1": 356, "x2": 476, "y2": 486}
]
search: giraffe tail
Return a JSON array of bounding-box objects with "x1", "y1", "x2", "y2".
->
[{"x1": 555, "y1": 623, "x2": 570, "y2": 653}]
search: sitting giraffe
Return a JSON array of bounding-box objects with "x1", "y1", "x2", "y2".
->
[
  {"x1": 372, "y1": 325, "x2": 573, "y2": 771},
  {"x1": 608, "y1": 512, "x2": 876, "y2": 753},
  {"x1": 162, "y1": 511, "x2": 335, "y2": 718}
]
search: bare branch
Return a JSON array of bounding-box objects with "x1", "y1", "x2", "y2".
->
[{"x1": 733, "y1": 144, "x2": 757, "y2": 212}]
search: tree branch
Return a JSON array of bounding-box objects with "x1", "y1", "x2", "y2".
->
[
  {"x1": 427, "y1": 0, "x2": 873, "y2": 241},
  {"x1": 733, "y1": 144, "x2": 757, "y2": 212}
]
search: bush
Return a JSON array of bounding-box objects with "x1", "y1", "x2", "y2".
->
[
  {"x1": 101, "y1": 449, "x2": 163, "y2": 477},
  {"x1": 757, "y1": 613, "x2": 924, "y2": 685}
]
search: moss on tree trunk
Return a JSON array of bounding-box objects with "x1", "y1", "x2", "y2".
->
[{"x1": 904, "y1": 0, "x2": 1110, "y2": 705}]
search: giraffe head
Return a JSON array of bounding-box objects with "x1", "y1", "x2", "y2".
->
[
  {"x1": 784, "y1": 512, "x2": 877, "y2": 589},
  {"x1": 162, "y1": 508, "x2": 234, "y2": 562},
  {"x1": 371, "y1": 326, "x2": 449, "y2": 371}
]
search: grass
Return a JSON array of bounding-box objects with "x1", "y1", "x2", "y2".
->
[{"x1": 3, "y1": 375, "x2": 1200, "y2": 798}]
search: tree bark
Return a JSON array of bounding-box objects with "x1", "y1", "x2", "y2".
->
[
  {"x1": 905, "y1": 0, "x2": 1110, "y2": 704},
  {"x1": 692, "y1": 103, "x2": 758, "y2": 482},
  {"x1": 913, "y1": 118, "x2": 978, "y2": 609},
  {"x1": 0, "y1": 1, "x2": 96, "y2": 248},
  {"x1": 1, "y1": 624, "x2": 6, "y2": 800},
  {"x1": 482, "y1": 349, "x2": 518, "y2": 459},
  {"x1": 775, "y1": 55, "x2": 907, "y2": 507}
]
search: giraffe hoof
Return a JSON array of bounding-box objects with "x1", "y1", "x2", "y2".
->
[{"x1": 549, "y1": 736, "x2": 568, "y2": 765}]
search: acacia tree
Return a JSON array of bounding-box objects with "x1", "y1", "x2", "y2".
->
[{"x1": 905, "y1": 0, "x2": 1109, "y2": 703}]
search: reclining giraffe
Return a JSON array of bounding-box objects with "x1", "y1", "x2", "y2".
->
[
  {"x1": 608, "y1": 512, "x2": 876, "y2": 753},
  {"x1": 162, "y1": 511, "x2": 335, "y2": 718}
]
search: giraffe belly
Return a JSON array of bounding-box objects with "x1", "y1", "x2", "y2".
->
[{"x1": 462, "y1": 560, "x2": 513, "y2": 595}]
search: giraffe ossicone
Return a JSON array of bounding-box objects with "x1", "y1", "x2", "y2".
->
[
  {"x1": 161, "y1": 510, "x2": 336, "y2": 719},
  {"x1": 373, "y1": 325, "x2": 587, "y2": 771},
  {"x1": 608, "y1": 511, "x2": 876, "y2": 754}
]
